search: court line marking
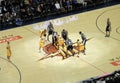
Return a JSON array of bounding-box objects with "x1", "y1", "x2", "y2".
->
[
  {"x1": 96, "y1": 6, "x2": 120, "y2": 41},
  {"x1": 23, "y1": 27, "x2": 39, "y2": 36},
  {"x1": 116, "y1": 26, "x2": 120, "y2": 34},
  {"x1": 0, "y1": 57, "x2": 21, "y2": 83},
  {"x1": 80, "y1": 58, "x2": 106, "y2": 74}
]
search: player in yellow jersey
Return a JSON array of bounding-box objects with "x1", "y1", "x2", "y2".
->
[
  {"x1": 57, "y1": 36, "x2": 64, "y2": 48},
  {"x1": 39, "y1": 38, "x2": 45, "y2": 53},
  {"x1": 39, "y1": 29, "x2": 46, "y2": 38},
  {"x1": 6, "y1": 42, "x2": 11, "y2": 61},
  {"x1": 39, "y1": 30, "x2": 43, "y2": 38},
  {"x1": 76, "y1": 39, "x2": 86, "y2": 55},
  {"x1": 61, "y1": 44, "x2": 73, "y2": 57}
]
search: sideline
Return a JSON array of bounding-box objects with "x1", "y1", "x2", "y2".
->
[{"x1": 0, "y1": 56, "x2": 22, "y2": 83}]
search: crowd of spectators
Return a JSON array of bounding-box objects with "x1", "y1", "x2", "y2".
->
[
  {"x1": 78, "y1": 70, "x2": 120, "y2": 83},
  {"x1": 0, "y1": 0, "x2": 118, "y2": 30}
]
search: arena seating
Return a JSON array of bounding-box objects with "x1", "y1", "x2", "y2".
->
[
  {"x1": 0, "y1": 0, "x2": 119, "y2": 30},
  {"x1": 78, "y1": 70, "x2": 120, "y2": 83}
]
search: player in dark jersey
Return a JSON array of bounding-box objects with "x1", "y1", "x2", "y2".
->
[
  {"x1": 79, "y1": 31, "x2": 86, "y2": 45},
  {"x1": 47, "y1": 22, "x2": 54, "y2": 41},
  {"x1": 61, "y1": 29, "x2": 68, "y2": 41},
  {"x1": 105, "y1": 18, "x2": 111, "y2": 37}
]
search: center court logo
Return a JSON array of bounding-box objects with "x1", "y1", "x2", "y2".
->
[
  {"x1": 109, "y1": 57, "x2": 120, "y2": 66},
  {"x1": 110, "y1": 60, "x2": 120, "y2": 66},
  {"x1": 0, "y1": 36, "x2": 22, "y2": 44}
]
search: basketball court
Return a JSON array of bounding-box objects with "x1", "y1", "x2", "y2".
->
[{"x1": 0, "y1": 4, "x2": 120, "y2": 83}]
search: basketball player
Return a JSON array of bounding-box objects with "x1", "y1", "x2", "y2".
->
[
  {"x1": 105, "y1": 18, "x2": 111, "y2": 37},
  {"x1": 39, "y1": 29, "x2": 46, "y2": 38},
  {"x1": 52, "y1": 31, "x2": 58, "y2": 46},
  {"x1": 79, "y1": 31, "x2": 87, "y2": 45},
  {"x1": 76, "y1": 39, "x2": 86, "y2": 55},
  {"x1": 61, "y1": 29, "x2": 68, "y2": 41},
  {"x1": 6, "y1": 42, "x2": 11, "y2": 61},
  {"x1": 65, "y1": 38, "x2": 78, "y2": 57},
  {"x1": 39, "y1": 38, "x2": 45, "y2": 53},
  {"x1": 58, "y1": 48, "x2": 67, "y2": 59},
  {"x1": 47, "y1": 22, "x2": 54, "y2": 41},
  {"x1": 61, "y1": 43, "x2": 73, "y2": 57},
  {"x1": 57, "y1": 35, "x2": 64, "y2": 49},
  {"x1": 39, "y1": 30, "x2": 43, "y2": 38}
]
